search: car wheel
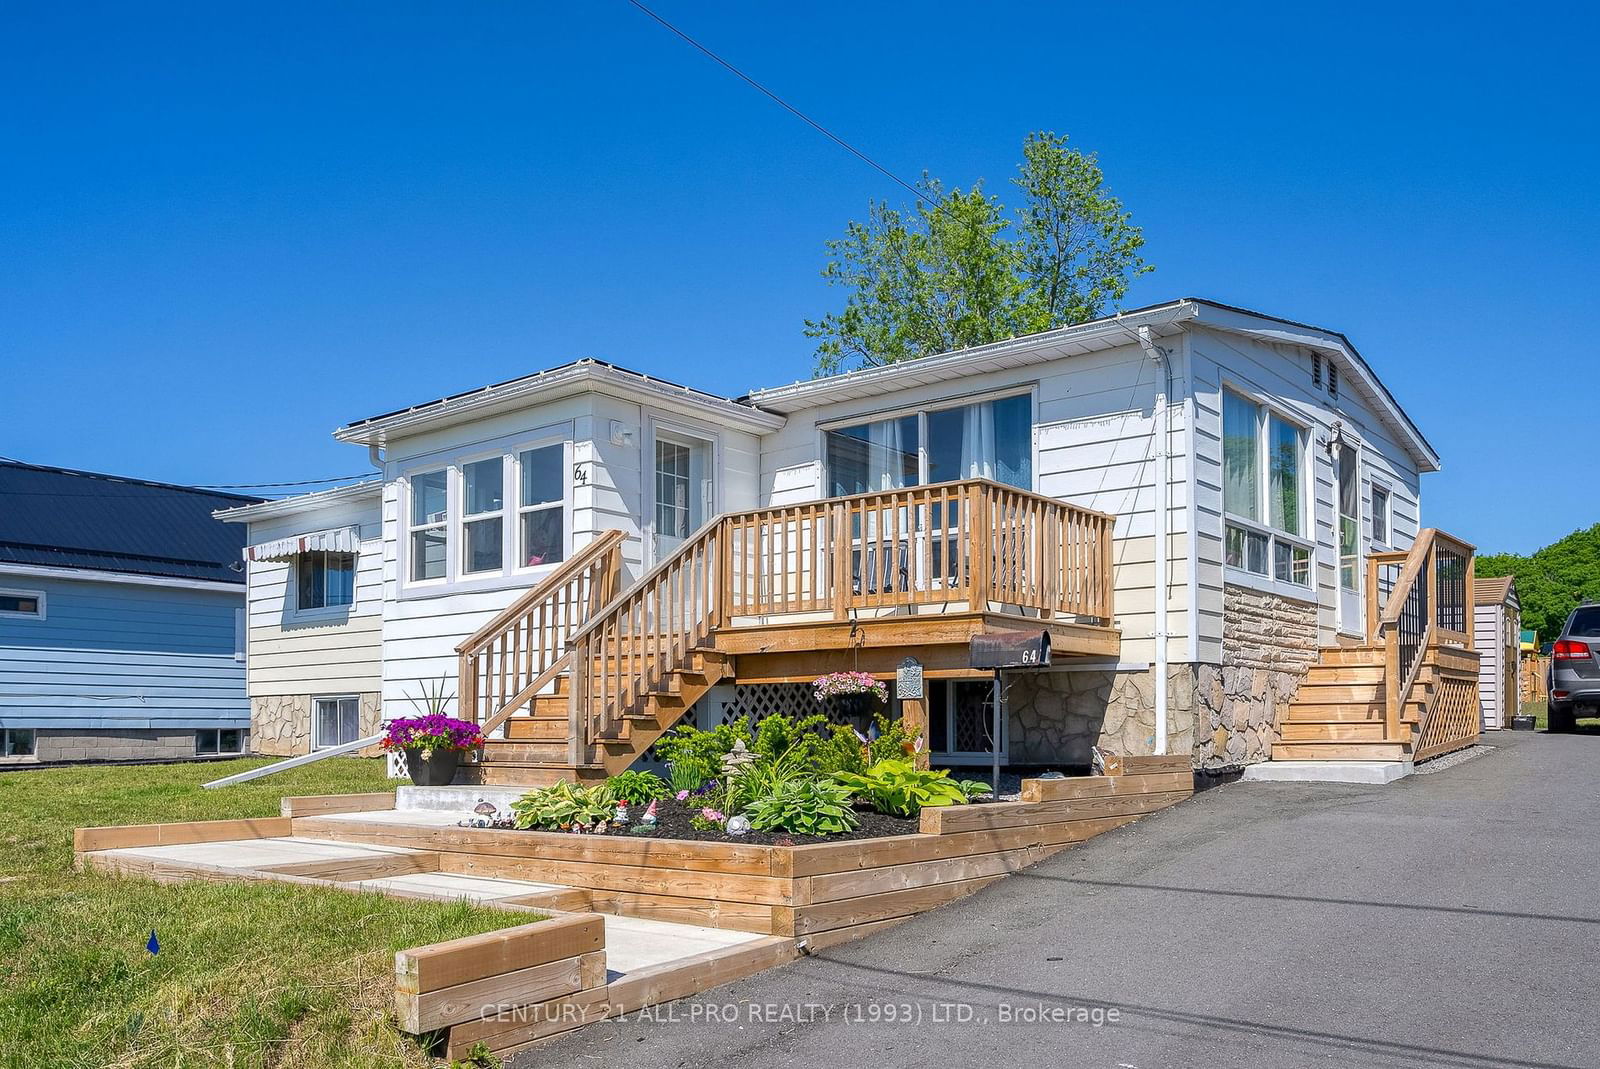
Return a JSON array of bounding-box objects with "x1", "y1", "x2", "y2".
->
[{"x1": 1548, "y1": 705, "x2": 1577, "y2": 733}]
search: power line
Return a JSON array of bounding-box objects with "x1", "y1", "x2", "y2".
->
[{"x1": 624, "y1": 0, "x2": 1014, "y2": 260}]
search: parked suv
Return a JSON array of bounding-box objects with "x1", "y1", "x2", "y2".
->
[{"x1": 1549, "y1": 603, "x2": 1600, "y2": 732}]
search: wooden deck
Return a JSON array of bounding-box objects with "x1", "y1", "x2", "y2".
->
[
  {"x1": 74, "y1": 757, "x2": 1191, "y2": 1058},
  {"x1": 455, "y1": 479, "x2": 1122, "y2": 785}
]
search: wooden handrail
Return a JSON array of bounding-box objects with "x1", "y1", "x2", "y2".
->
[
  {"x1": 457, "y1": 530, "x2": 626, "y2": 731},
  {"x1": 457, "y1": 530, "x2": 626, "y2": 657},
  {"x1": 1373, "y1": 527, "x2": 1476, "y2": 742}
]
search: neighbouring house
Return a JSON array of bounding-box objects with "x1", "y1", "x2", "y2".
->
[
  {"x1": 212, "y1": 482, "x2": 385, "y2": 756},
  {"x1": 221, "y1": 297, "x2": 1482, "y2": 781},
  {"x1": 0, "y1": 461, "x2": 258, "y2": 764}
]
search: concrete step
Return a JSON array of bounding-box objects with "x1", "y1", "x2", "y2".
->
[{"x1": 454, "y1": 764, "x2": 605, "y2": 788}]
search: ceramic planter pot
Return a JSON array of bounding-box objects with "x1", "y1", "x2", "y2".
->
[{"x1": 404, "y1": 747, "x2": 462, "y2": 787}]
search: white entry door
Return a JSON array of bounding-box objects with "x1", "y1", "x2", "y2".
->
[
  {"x1": 1336, "y1": 443, "x2": 1363, "y2": 636},
  {"x1": 652, "y1": 431, "x2": 713, "y2": 562}
]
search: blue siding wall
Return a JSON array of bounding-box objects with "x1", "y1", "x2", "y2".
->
[{"x1": 0, "y1": 575, "x2": 248, "y2": 731}]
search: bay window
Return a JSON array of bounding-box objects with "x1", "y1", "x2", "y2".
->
[
  {"x1": 403, "y1": 440, "x2": 568, "y2": 589},
  {"x1": 1223, "y1": 388, "x2": 1310, "y2": 587}
]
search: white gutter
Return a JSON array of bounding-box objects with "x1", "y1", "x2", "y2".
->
[{"x1": 1138, "y1": 325, "x2": 1170, "y2": 756}]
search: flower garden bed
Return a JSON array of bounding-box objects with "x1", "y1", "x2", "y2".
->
[{"x1": 600, "y1": 795, "x2": 924, "y2": 844}]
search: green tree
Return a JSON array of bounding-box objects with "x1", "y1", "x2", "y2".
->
[
  {"x1": 805, "y1": 132, "x2": 1151, "y2": 374},
  {"x1": 1478, "y1": 523, "x2": 1600, "y2": 641}
]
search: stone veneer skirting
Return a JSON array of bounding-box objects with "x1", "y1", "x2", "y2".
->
[
  {"x1": 1005, "y1": 584, "x2": 1318, "y2": 770},
  {"x1": 251, "y1": 693, "x2": 383, "y2": 756}
]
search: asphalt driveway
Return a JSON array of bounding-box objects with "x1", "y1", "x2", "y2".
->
[{"x1": 513, "y1": 731, "x2": 1599, "y2": 1069}]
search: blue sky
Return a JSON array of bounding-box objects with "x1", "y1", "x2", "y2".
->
[{"x1": 3, "y1": 1, "x2": 1594, "y2": 554}]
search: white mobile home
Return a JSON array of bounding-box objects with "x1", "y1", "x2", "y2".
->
[{"x1": 222, "y1": 298, "x2": 1480, "y2": 779}]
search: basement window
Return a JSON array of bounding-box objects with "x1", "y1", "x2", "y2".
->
[
  {"x1": 1, "y1": 728, "x2": 35, "y2": 759},
  {"x1": 195, "y1": 728, "x2": 245, "y2": 756}
]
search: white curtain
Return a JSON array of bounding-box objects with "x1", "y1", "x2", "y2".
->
[
  {"x1": 960, "y1": 401, "x2": 996, "y2": 480},
  {"x1": 866, "y1": 418, "x2": 908, "y2": 491}
]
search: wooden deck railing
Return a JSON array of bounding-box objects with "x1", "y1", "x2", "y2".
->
[
  {"x1": 722, "y1": 479, "x2": 1115, "y2": 624},
  {"x1": 561, "y1": 479, "x2": 1116, "y2": 758},
  {"x1": 455, "y1": 530, "x2": 625, "y2": 737},
  {"x1": 1368, "y1": 528, "x2": 1478, "y2": 747}
]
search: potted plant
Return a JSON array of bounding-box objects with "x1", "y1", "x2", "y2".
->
[
  {"x1": 381, "y1": 714, "x2": 484, "y2": 786},
  {"x1": 812, "y1": 671, "x2": 889, "y2": 732}
]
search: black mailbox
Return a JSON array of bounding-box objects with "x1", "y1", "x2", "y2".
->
[{"x1": 969, "y1": 630, "x2": 1051, "y2": 669}]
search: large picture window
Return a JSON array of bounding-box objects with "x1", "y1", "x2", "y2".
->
[
  {"x1": 1223, "y1": 388, "x2": 1310, "y2": 587},
  {"x1": 824, "y1": 393, "x2": 1032, "y2": 496}
]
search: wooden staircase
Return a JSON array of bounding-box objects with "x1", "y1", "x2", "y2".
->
[
  {"x1": 1271, "y1": 530, "x2": 1482, "y2": 764},
  {"x1": 450, "y1": 480, "x2": 1119, "y2": 788}
]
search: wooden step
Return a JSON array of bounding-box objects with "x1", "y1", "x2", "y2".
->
[
  {"x1": 1314, "y1": 646, "x2": 1386, "y2": 666},
  {"x1": 503, "y1": 716, "x2": 568, "y2": 741},
  {"x1": 479, "y1": 740, "x2": 571, "y2": 764},
  {"x1": 1285, "y1": 701, "x2": 1423, "y2": 724},
  {"x1": 1270, "y1": 741, "x2": 1410, "y2": 762},
  {"x1": 1302, "y1": 664, "x2": 1386, "y2": 685},
  {"x1": 453, "y1": 764, "x2": 600, "y2": 788},
  {"x1": 1278, "y1": 720, "x2": 1389, "y2": 742},
  {"x1": 1288, "y1": 682, "x2": 1383, "y2": 703}
]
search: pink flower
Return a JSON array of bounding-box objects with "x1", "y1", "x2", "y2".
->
[
  {"x1": 676, "y1": 790, "x2": 690, "y2": 801},
  {"x1": 700, "y1": 807, "x2": 725, "y2": 822}
]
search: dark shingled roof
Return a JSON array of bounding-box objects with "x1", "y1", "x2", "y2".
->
[{"x1": 0, "y1": 461, "x2": 262, "y2": 584}]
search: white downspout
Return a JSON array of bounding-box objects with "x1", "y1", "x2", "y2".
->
[{"x1": 1138, "y1": 326, "x2": 1170, "y2": 755}]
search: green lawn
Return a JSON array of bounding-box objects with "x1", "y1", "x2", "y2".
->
[{"x1": 0, "y1": 758, "x2": 520, "y2": 1068}]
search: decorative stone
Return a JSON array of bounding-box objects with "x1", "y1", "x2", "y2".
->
[{"x1": 725, "y1": 814, "x2": 751, "y2": 836}]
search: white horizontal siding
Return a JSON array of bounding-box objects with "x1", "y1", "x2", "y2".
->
[
  {"x1": 244, "y1": 494, "x2": 384, "y2": 700},
  {"x1": 1188, "y1": 325, "x2": 1424, "y2": 656}
]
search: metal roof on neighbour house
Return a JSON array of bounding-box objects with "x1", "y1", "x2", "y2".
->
[{"x1": 0, "y1": 461, "x2": 260, "y2": 584}]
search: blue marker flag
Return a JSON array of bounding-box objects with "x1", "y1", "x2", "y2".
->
[{"x1": 146, "y1": 930, "x2": 159, "y2": 955}]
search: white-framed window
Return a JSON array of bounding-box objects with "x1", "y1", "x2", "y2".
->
[
  {"x1": 0, "y1": 588, "x2": 45, "y2": 619},
  {"x1": 460, "y1": 456, "x2": 505, "y2": 575},
  {"x1": 408, "y1": 469, "x2": 449, "y2": 582},
  {"x1": 1, "y1": 728, "x2": 36, "y2": 760},
  {"x1": 1371, "y1": 484, "x2": 1391, "y2": 547},
  {"x1": 1222, "y1": 387, "x2": 1311, "y2": 587},
  {"x1": 517, "y1": 444, "x2": 566, "y2": 568},
  {"x1": 295, "y1": 551, "x2": 356, "y2": 611},
  {"x1": 401, "y1": 438, "x2": 570, "y2": 591},
  {"x1": 314, "y1": 695, "x2": 362, "y2": 749},
  {"x1": 824, "y1": 391, "x2": 1033, "y2": 496},
  {"x1": 195, "y1": 728, "x2": 245, "y2": 756}
]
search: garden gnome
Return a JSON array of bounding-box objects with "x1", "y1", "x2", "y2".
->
[{"x1": 640, "y1": 799, "x2": 658, "y2": 827}]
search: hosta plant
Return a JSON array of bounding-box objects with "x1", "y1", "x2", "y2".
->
[
  {"x1": 833, "y1": 759, "x2": 991, "y2": 818},
  {"x1": 511, "y1": 781, "x2": 618, "y2": 830},
  {"x1": 606, "y1": 769, "x2": 671, "y2": 803},
  {"x1": 745, "y1": 778, "x2": 860, "y2": 836}
]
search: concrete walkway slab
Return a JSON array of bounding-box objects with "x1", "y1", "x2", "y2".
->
[{"x1": 1241, "y1": 759, "x2": 1413, "y2": 784}]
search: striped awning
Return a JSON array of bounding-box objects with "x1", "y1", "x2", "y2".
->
[{"x1": 246, "y1": 527, "x2": 360, "y2": 562}]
